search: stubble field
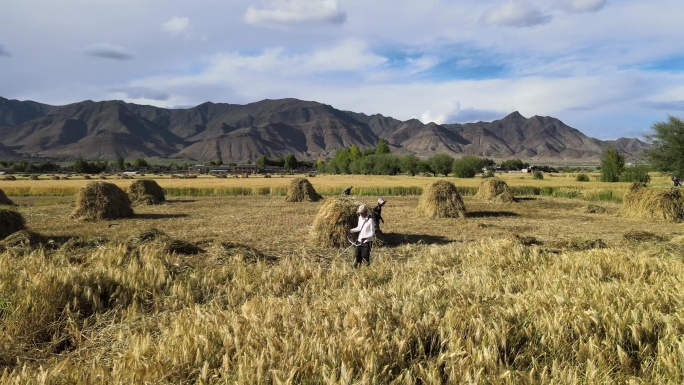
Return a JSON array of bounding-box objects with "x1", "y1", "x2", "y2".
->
[{"x1": 0, "y1": 173, "x2": 683, "y2": 384}]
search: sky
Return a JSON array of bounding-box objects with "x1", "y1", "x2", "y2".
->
[{"x1": 1, "y1": 0, "x2": 683, "y2": 140}]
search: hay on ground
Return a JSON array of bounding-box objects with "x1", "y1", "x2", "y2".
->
[
  {"x1": 621, "y1": 183, "x2": 684, "y2": 222},
  {"x1": 0, "y1": 208, "x2": 26, "y2": 240},
  {"x1": 545, "y1": 238, "x2": 607, "y2": 252},
  {"x1": 220, "y1": 242, "x2": 277, "y2": 263},
  {"x1": 475, "y1": 177, "x2": 515, "y2": 203},
  {"x1": 2, "y1": 175, "x2": 16, "y2": 181},
  {"x1": 0, "y1": 188, "x2": 15, "y2": 206},
  {"x1": 71, "y1": 181, "x2": 134, "y2": 221},
  {"x1": 29, "y1": 175, "x2": 39, "y2": 180},
  {"x1": 417, "y1": 180, "x2": 466, "y2": 218},
  {"x1": 310, "y1": 197, "x2": 363, "y2": 248},
  {"x1": 285, "y1": 177, "x2": 322, "y2": 202},
  {"x1": 127, "y1": 228, "x2": 204, "y2": 255},
  {"x1": 128, "y1": 179, "x2": 165, "y2": 205},
  {"x1": 623, "y1": 231, "x2": 667, "y2": 243},
  {"x1": 586, "y1": 204, "x2": 607, "y2": 214},
  {"x1": 0, "y1": 230, "x2": 48, "y2": 253}
]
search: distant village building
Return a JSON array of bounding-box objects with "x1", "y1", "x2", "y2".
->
[
  {"x1": 189, "y1": 165, "x2": 210, "y2": 174},
  {"x1": 232, "y1": 164, "x2": 259, "y2": 174}
]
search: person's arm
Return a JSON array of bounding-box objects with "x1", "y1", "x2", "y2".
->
[{"x1": 349, "y1": 217, "x2": 363, "y2": 233}]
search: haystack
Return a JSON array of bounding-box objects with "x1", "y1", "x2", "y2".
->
[
  {"x1": 71, "y1": 182, "x2": 134, "y2": 221},
  {"x1": 285, "y1": 177, "x2": 322, "y2": 202},
  {"x1": 417, "y1": 180, "x2": 466, "y2": 218},
  {"x1": 0, "y1": 188, "x2": 15, "y2": 206},
  {"x1": 621, "y1": 183, "x2": 684, "y2": 222},
  {"x1": 475, "y1": 177, "x2": 515, "y2": 203},
  {"x1": 310, "y1": 197, "x2": 363, "y2": 248},
  {"x1": 0, "y1": 208, "x2": 26, "y2": 240},
  {"x1": 0, "y1": 230, "x2": 48, "y2": 252},
  {"x1": 128, "y1": 179, "x2": 165, "y2": 205}
]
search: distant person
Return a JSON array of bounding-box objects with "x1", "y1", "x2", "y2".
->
[
  {"x1": 348, "y1": 204, "x2": 375, "y2": 267},
  {"x1": 372, "y1": 198, "x2": 386, "y2": 234},
  {"x1": 673, "y1": 177, "x2": 681, "y2": 187},
  {"x1": 342, "y1": 185, "x2": 353, "y2": 196}
]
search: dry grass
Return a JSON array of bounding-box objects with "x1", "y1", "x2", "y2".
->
[
  {"x1": 0, "y1": 208, "x2": 26, "y2": 239},
  {"x1": 418, "y1": 180, "x2": 466, "y2": 218},
  {"x1": 71, "y1": 182, "x2": 134, "y2": 221},
  {"x1": 285, "y1": 177, "x2": 322, "y2": 202},
  {"x1": 2, "y1": 184, "x2": 684, "y2": 383},
  {"x1": 475, "y1": 177, "x2": 515, "y2": 203},
  {"x1": 622, "y1": 183, "x2": 684, "y2": 222}
]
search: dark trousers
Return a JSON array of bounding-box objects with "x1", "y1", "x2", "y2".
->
[{"x1": 354, "y1": 242, "x2": 372, "y2": 267}]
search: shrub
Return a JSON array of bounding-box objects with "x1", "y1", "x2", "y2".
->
[
  {"x1": 576, "y1": 173, "x2": 590, "y2": 182},
  {"x1": 532, "y1": 170, "x2": 544, "y2": 180},
  {"x1": 620, "y1": 165, "x2": 651, "y2": 183}
]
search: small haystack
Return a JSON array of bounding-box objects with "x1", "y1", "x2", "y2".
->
[
  {"x1": 622, "y1": 183, "x2": 684, "y2": 222},
  {"x1": 310, "y1": 197, "x2": 363, "y2": 248},
  {"x1": 128, "y1": 179, "x2": 165, "y2": 205},
  {"x1": 417, "y1": 180, "x2": 466, "y2": 218},
  {"x1": 285, "y1": 177, "x2": 322, "y2": 202},
  {"x1": 0, "y1": 208, "x2": 26, "y2": 240},
  {"x1": 475, "y1": 177, "x2": 515, "y2": 203},
  {"x1": 71, "y1": 182, "x2": 134, "y2": 221},
  {"x1": 0, "y1": 188, "x2": 15, "y2": 206},
  {"x1": 0, "y1": 230, "x2": 48, "y2": 253}
]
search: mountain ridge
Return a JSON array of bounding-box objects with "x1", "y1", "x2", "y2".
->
[{"x1": 0, "y1": 96, "x2": 649, "y2": 161}]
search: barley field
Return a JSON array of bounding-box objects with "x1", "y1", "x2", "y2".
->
[{"x1": 1, "y1": 174, "x2": 683, "y2": 384}]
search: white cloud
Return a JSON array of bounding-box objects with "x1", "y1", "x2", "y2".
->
[
  {"x1": 109, "y1": 86, "x2": 170, "y2": 101},
  {"x1": 406, "y1": 56, "x2": 439, "y2": 74},
  {"x1": 481, "y1": 0, "x2": 552, "y2": 28},
  {"x1": 84, "y1": 43, "x2": 135, "y2": 60},
  {"x1": 0, "y1": 44, "x2": 11, "y2": 58},
  {"x1": 162, "y1": 16, "x2": 190, "y2": 36},
  {"x1": 244, "y1": 0, "x2": 347, "y2": 27},
  {"x1": 558, "y1": 0, "x2": 608, "y2": 13}
]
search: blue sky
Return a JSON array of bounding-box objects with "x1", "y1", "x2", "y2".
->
[{"x1": 1, "y1": 0, "x2": 684, "y2": 139}]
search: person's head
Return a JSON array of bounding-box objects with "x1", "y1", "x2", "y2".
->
[
  {"x1": 357, "y1": 204, "x2": 368, "y2": 217},
  {"x1": 377, "y1": 198, "x2": 386, "y2": 206}
]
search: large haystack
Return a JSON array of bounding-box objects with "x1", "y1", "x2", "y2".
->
[
  {"x1": 71, "y1": 182, "x2": 134, "y2": 221},
  {"x1": 475, "y1": 177, "x2": 515, "y2": 203},
  {"x1": 418, "y1": 180, "x2": 466, "y2": 218},
  {"x1": 622, "y1": 183, "x2": 684, "y2": 222},
  {"x1": 0, "y1": 208, "x2": 26, "y2": 240},
  {"x1": 310, "y1": 197, "x2": 363, "y2": 248},
  {"x1": 285, "y1": 177, "x2": 322, "y2": 202},
  {"x1": 0, "y1": 188, "x2": 15, "y2": 206},
  {"x1": 128, "y1": 179, "x2": 165, "y2": 205}
]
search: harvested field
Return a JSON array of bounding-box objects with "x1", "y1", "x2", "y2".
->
[{"x1": 1, "y1": 177, "x2": 684, "y2": 383}]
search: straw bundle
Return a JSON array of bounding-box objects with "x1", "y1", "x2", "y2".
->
[
  {"x1": 475, "y1": 177, "x2": 515, "y2": 203},
  {"x1": 0, "y1": 230, "x2": 48, "y2": 253},
  {"x1": 0, "y1": 188, "x2": 15, "y2": 206},
  {"x1": 621, "y1": 183, "x2": 684, "y2": 222},
  {"x1": 310, "y1": 197, "x2": 363, "y2": 248},
  {"x1": 128, "y1": 179, "x2": 165, "y2": 205},
  {"x1": 71, "y1": 182, "x2": 134, "y2": 221},
  {"x1": 417, "y1": 180, "x2": 466, "y2": 218},
  {"x1": 0, "y1": 208, "x2": 26, "y2": 240},
  {"x1": 285, "y1": 177, "x2": 322, "y2": 202}
]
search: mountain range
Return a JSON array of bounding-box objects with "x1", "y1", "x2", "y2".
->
[{"x1": 0, "y1": 96, "x2": 648, "y2": 161}]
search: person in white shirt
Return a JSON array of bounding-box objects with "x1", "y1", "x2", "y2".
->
[{"x1": 349, "y1": 204, "x2": 375, "y2": 267}]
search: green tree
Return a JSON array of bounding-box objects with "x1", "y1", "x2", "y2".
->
[
  {"x1": 600, "y1": 147, "x2": 625, "y2": 182},
  {"x1": 400, "y1": 154, "x2": 420, "y2": 176},
  {"x1": 428, "y1": 153, "x2": 454, "y2": 176},
  {"x1": 284, "y1": 154, "x2": 298, "y2": 171},
  {"x1": 116, "y1": 156, "x2": 125, "y2": 170},
  {"x1": 452, "y1": 156, "x2": 489, "y2": 178},
  {"x1": 500, "y1": 159, "x2": 524, "y2": 171},
  {"x1": 375, "y1": 138, "x2": 391, "y2": 155},
  {"x1": 349, "y1": 144, "x2": 362, "y2": 161},
  {"x1": 256, "y1": 155, "x2": 269, "y2": 169},
  {"x1": 133, "y1": 158, "x2": 149, "y2": 170},
  {"x1": 645, "y1": 115, "x2": 684, "y2": 177},
  {"x1": 620, "y1": 164, "x2": 651, "y2": 183}
]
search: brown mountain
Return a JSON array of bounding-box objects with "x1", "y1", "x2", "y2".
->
[{"x1": 0, "y1": 96, "x2": 649, "y2": 161}]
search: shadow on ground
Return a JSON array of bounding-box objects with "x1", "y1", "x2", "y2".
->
[
  {"x1": 378, "y1": 232, "x2": 452, "y2": 247},
  {"x1": 466, "y1": 211, "x2": 519, "y2": 218},
  {"x1": 165, "y1": 199, "x2": 198, "y2": 204},
  {"x1": 135, "y1": 213, "x2": 190, "y2": 219}
]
